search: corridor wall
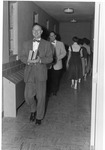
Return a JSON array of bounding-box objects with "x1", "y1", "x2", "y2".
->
[
  {"x1": 3, "y1": 1, "x2": 59, "y2": 64},
  {"x1": 59, "y1": 22, "x2": 91, "y2": 47},
  {"x1": 17, "y1": 1, "x2": 59, "y2": 59},
  {"x1": 2, "y1": 1, "x2": 59, "y2": 115}
]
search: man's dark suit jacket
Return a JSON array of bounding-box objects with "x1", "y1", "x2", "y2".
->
[{"x1": 20, "y1": 39, "x2": 53, "y2": 82}]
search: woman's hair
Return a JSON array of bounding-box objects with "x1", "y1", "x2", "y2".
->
[
  {"x1": 72, "y1": 36, "x2": 79, "y2": 43},
  {"x1": 78, "y1": 38, "x2": 84, "y2": 45},
  {"x1": 83, "y1": 38, "x2": 90, "y2": 45}
]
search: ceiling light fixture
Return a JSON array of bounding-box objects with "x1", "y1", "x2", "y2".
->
[
  {"x1": 64, "y1": 8, "x2": 74, "y2": 14},
  {"x1": 70, "y1": 19, "x2": 77, "y2": 23}
]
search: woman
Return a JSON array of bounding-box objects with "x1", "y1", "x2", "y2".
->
[
  {"x1": 83, "y1": 38, "x2": 91, "y2": 76},
  {"x1": 66, "y1": 36, "x2": 82, "y2": 89},
  {"x1": 78, "y1": 38, "x2": 88, "y2": 80}
]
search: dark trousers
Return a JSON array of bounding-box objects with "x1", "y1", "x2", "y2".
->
[
  {"x1": 47, "y1": 67, "x2": 62, "y2": 94},
  {"x1": 24, "y1": 80, "x2": 46, "y2": 120}
]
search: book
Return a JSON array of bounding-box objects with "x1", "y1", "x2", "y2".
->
[{"x1": 28, "y1": 50, "x2": 38, "y2": 61}]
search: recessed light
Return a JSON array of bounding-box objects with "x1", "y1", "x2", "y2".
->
[{"x1": 64, "y1": 8, "x2": 74, "y2": 14}]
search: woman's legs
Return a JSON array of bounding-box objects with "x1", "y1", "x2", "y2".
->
[
  {"x1": 74, "y1": 80, "x2": 77, "y2": 89},
  {"x1": 71, "y1": 79, "x2": 74, "y2": 88}
]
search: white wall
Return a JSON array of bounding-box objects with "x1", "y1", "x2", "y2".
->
[
  {"x1": 18, "y1": 1, "x2": 59, "y2": 59},
  {"x1": 59, "y1": 22, "x2": 91, "y2": 46},
  {"x1": 94, "y1": 3, "x2": 105, "y2": 150},
  {"x1": 3, "y1": 1, "x2": 9, "y2": 63},
  {"x1": 3, "y1": 1, "x2": 59, "y2": 63}
]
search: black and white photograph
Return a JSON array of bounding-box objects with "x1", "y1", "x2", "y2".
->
[{"x1": 1, "y1": 0, "x2": 105, "y2": 150}]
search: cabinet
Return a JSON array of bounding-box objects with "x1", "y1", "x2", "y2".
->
[{"x1": 3, "y1": 70, "x2": 25, "y2": 117}]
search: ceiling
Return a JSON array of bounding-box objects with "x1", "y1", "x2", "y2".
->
[{"x1": 34, "y1": 1, "x2": 95, "y2": 23}]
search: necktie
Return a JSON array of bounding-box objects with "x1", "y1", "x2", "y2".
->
[
  {"x1": 33, "y1": 39, "x2": 40, "y2": 43},
  {"x1": 52, "y1": 41, "x2": 56, "y2": 44},
  {"x1": 52, "y1": 46, "x2": 57, "y2": 65}
]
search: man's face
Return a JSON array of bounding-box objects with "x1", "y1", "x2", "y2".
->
[
  {"x1": 49, "y1": 32, "x2": 56, "y2": 42},
  {"x1": 32, "y1": 25, "x2": 43, "y2": 39}
]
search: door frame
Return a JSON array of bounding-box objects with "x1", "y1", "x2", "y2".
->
[{"x1": 90, "y1": 2, "x2": 105, "y2": 150}]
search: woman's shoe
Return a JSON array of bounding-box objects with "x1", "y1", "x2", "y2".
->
[
  {"x1": 74, "y1": 85, "x2": 77, "y2": 89},
  {"x1": 78, "y1": 78, "x2": 81, "y2": 83},
  {"x1": 74, "y1": 86, "x2": 77, "y2": 90},
  {"x1": 71, "y1": 84, "x2": 74, "y2": 88}
]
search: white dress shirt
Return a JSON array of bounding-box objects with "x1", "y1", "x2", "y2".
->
[
  {"x1": 32, "y1": 38, "x2": 41, "y2": 59},
  {"x1": 51, "y1": 40, "x2": 56, "y2": 47}
]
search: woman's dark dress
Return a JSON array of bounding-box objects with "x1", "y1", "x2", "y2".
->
[{"x1": 68, "y1": 46, "x2": 82, "y2": 80}]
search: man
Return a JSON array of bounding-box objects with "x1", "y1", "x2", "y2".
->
[
  {"x1": 48, "y1": 31, "x2": 66, "y2": 96},
  {"x1": 20, "y1": 23, "x2": 53, "y2": 125}
]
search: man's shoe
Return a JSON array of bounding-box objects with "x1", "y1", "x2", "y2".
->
[
  {"x1": 30, "y1": 112, "x2": 36, "y2": 122},
  {"x1": 47, "y1": 92, "x2": 51, "y2": 97},
  {"x1": 53, "y1": 92, "x2": 57, "y2": 96},
  {"x1": 35, "y1": 119, "x2": 41, "y2": 125}
]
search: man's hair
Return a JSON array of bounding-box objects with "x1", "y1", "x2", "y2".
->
[
  {"x1": 49, "y1": 31, "x2": 56, "y2": 36},
  {"x1": 32, "y1": 23, "x2": 42, "y2": 29}
]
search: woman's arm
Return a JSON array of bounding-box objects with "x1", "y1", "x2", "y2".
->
[{"x1": 66, "y1": 47, "x2": 71, "y2": 69}]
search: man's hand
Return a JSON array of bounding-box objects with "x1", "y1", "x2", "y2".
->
[
  {"x1": 66, "y1": 62, "x2": 69, "y2": 70},
  {"x1": 27, "y1": 59, "x2": 33, "y2": 64},
  {"x1": 27, "y1": 56, "x2": 41, "y2": 65},
  {"x1": 34, "y1": 56, "x2": 40, "y2": 63}
]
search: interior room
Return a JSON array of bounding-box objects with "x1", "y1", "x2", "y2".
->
[{"x1": 2, "y1": 1, "x2": 104, "y2": 150}]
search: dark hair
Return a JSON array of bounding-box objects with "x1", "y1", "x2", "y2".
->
[
  {"x1": 49, "y1": 31, "x2": 56, "y2": 36},
  {"x1": 72, "y1": 36, "x2": 79, "y2": 42},
  {"x1": 83, "y1": 38, "x2": 90, "y2": 45},
  {"x1": 78, "y1": 38, "x2": 84, "y2": 45}
]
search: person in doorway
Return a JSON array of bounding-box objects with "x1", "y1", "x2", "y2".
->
[
  {"x1": 78, "y1": 38, "x2": 88, "y2": 80},
  {"x1": 48, "y1": 31, "x2": 66, "y2": 96},
  {"x1": 20, "y1": 23, "x2": 53, "y2": 125},
  {"x1": 83, "y1": 38, "x2": 91, "y2": 76},
  {"x1": 66, "y1": 36, "x2": 82, "y2": 90}
]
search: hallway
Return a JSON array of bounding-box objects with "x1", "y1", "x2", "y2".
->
[{"x1": 2, "y1": 73, "x2": 92, "y2": 150}]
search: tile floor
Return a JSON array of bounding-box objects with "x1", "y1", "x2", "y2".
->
[{"x1": 2, "y1": 73, "x2": 92, "y2": 150}]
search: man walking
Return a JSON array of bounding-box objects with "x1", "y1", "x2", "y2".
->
[
  {"x1": 20, "y1": 23, "x2": 53, "y2": 125},
  {"x1": 48, "y1": 31, "x2": 66, "y2": 96}
]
